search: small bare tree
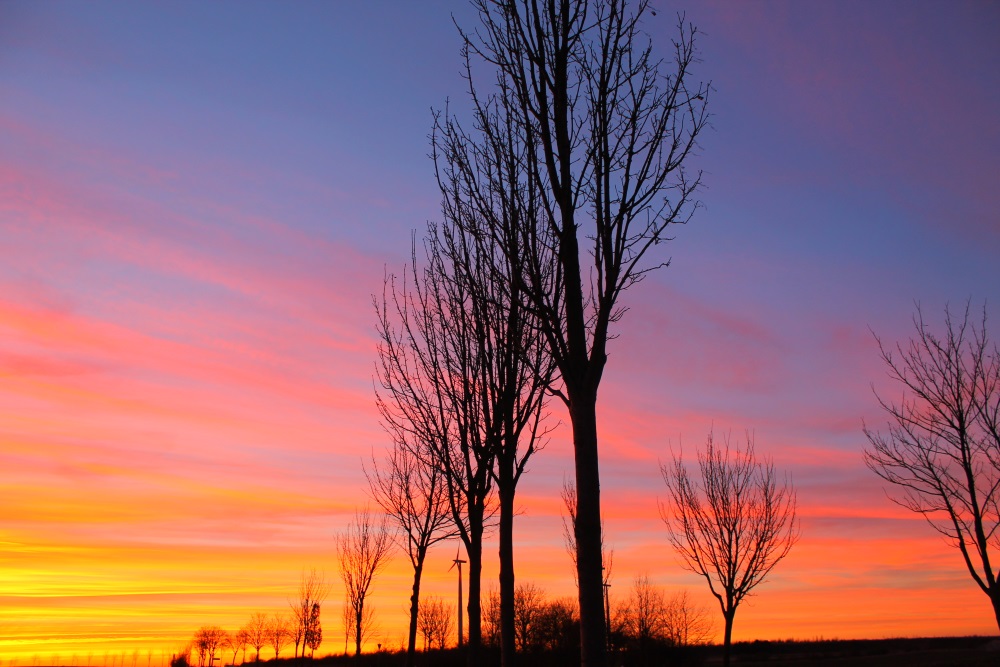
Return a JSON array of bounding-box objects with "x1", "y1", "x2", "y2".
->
[
  {"x1": 664, "y1": 590, "x2": 713, "y2": 646},
  {"x1": 304, "y1": 603, "x2": 322, "y2": 657},
  {"x1": 242, "y1": 614, "x2": 269, "y2": 663},
  {"x1": 617, "y1": 575, "x2": 668, "y2": 652},
  {"x1": 418, "y1": 596, "x2": 454, "y2": 651},
  {"x1": 864, "y1": 302, "x2": 1000, "y2": 630},
  {"x1": 266, "y1": 614, "x2": 291, "y2": 660},
  {"x1": 513, "y1": 583, "x2": 546, "y2": 652},
  {"x1": 337, "y1": 506, "x2": 394, "y2": 656},
  {"x1": 192, "y1": 627, "x2": 226, "y2": 667},
  {"x1": 661, "y1": 432, "x2": 798, "y2": 667},
  {"x1": 290, "y1": 570, "x2": 330, "y2": 658},
  {"x1": 366, "y1": 437, "x2": 454, "y2": 666},
  {"x1": 224, "y1": 629, "x2": 247, "y2": 666}
]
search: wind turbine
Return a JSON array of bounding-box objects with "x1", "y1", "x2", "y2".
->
[{"x1": 449, "y1": 547, "x2": 467, "y2": 648}]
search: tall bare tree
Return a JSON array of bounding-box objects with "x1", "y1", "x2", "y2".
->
[
  {"x1": 289, "y1": 570, "x2": 330, "y2": 659},
  {"x1": 661, "y1": 432, "x2": 797, "y2": 667},
  {"x1": 376, "y1": 215, "x2": 551, "y2": 666},
  {"x1": 367, "y1": 417, "x2": 456, "y2": 665},
  {"x1": 336, "y1": 506, "x2": 394, "y2": 656},
  {"x1": 864, "y1": 302, "x2": 1000, "y2": 629},
  {"x1": 433, "y1": 123, "x2": 556, "y2": 665},
  {"x1": 375, "y1": 238, "x2": 495, "y2": 662},
  {"x1": 437, "y1": 2, "x2": 709, "y2": 662}
]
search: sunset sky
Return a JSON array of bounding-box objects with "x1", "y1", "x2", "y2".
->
[{"x1": 2, "y1": 0, "x2": 999, "y2": 660}]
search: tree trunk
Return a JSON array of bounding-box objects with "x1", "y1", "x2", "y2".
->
[
  {"x1": 991, "y1": 586, "x2": 1000, "y2": 632},
  {"x1": 498, "y1": 477, "x2": 517, "y2": 666},
  {"x1": 723, "y1": 609, "x2": 735, "y2": 667},
  {"x1": 355, "y1": 605, "x2": 363, "y2": 656},
  {"x1": 571, "y1": 388, "x2": 607, "y2": 667},
  {"x1": 406, "y1": 557, "x2": 425, "y2": 667},
  {"x1": 467, "y1": 530, "x2": 484, "y2": 667}
]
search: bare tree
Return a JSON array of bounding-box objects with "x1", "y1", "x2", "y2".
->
[
  {"x1": 437, "y1": 2, "x2": 709, "y2": 662},
  {"x1": 242, "y1": 614, "x2": 268, "y2": 664},
  {"x1": 663, "y1": 590, "x2": 713, "y2": 646},
  {"x1": 533, "y1": 597, "x2": 579, "y2": 654},
  {"x1": 192, "y1": 627, "x2": 226, "y2": 667},
  {"x1": 224, "y1": 630, "x2": 247, "y2": 667},
  {"x1": 864, "y1": 302, "x2": 1000, "y2": 630},
  {"x1": 289, "y1": 570, "x2": 330, "y2": 659},
  {"x1": 375, "y1": 235, "x2": 497, "y2": 664},
  {"x1": 512, "y1": 583, "x2": 547, "y2": 652},
  {"x1": 661, "y1": 432, "x2": 797, "y2": 667},
  {"x1": 337, "y1": 506, "x2": 394, "y2": 656},
  {"x1": 365, "y1": 433, "x2": 455, "y2": 666},
  {"x1": 265, "y1": 615, "x2": 290, "y2": 660},
  {"x1": 617, "y1": 575, "x2": 668, "y2": 654},
  {"x1": 418, "y1": 596, "x2": 454, "y2": 651}
]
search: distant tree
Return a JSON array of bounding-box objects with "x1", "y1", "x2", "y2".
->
[
  {"x1": 418, "y1": 596, "x2": 454, "y2": 651},
  {"x1": 617, "y1": 575, "x2": 668, "y2": 655},
  {"x1": 304, "y1": 603, "x2": 322, "y2": 657},
  {"x1": 224, "y1": 629, "x2": 247, "y2": 666},
  {"x1": 242, "y1": 613, "x2": 269, "y2": 663},
  {"x1": 437, "y1": 1, "x2": 710, "y2": 662},
  {"x1": 532, "y1": 598, "x2": 579, "y2": 655},
  {"x1": 266, "y1": 614, "x2": 291, "y2": 660},
  {"x1": 663, "y1": 590, "x2": 713, "y2": 646},
  {"x1": 290, "y1": 570, "x2": 330, "y2": 658},
  {"x1": 365, "y1": 436, "x2": 454, "y2": 666},
  {"x1": 864, "y1": 302, "x2": 1000, "y2": 630},
  {"x1": 337, "y1": 506, "x2": 394, "y2": 655},
  {"x1": 512, "y1": 583, "x2": 546, "y2": 652},
  {"x1": 192, "y1": 627, "x2": 226, "y2": 667},
  {"x1": 482, "y1": 588, "x2": 502, "y2": 649},
  {"x1": 661, "y1": 432, "x2": 798, "y2": 667}
]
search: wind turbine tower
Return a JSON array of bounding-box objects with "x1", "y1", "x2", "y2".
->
[{"x1": 449, "y1": 548, "x2": 467, "y2": 648}]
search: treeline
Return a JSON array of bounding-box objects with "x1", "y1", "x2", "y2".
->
[
  {"x1": 480, "y1": 577, "x2": 712, "y2": 662},
  {"x1": 174, "y1": 575, "x2": 326, "y2": 667}
]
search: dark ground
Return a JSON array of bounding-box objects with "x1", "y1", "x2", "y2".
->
[{"x1": 270, "y1": 636, "x2": 999, "y2": 666}]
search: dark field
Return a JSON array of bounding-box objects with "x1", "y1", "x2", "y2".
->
[{"x1": 228, "y1": 636, "x2": 999, "y2": 666}]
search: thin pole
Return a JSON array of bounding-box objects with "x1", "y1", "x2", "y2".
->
[{"x1": 453, "y1": 552, "x2": 467, "y2": 648}]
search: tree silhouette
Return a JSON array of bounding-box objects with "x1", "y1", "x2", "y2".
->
[
  {"x1": 375, "y1": 237, "x2": 497, "y2": 663},
  {"x1": 192, "y1": 627, "x2": 226, "y2": 667},
  {"x1": 436, "y1": 2, "x2": 709, "y2": 662},
  {"x1": 661, "y1": 432, "x2": 797, "y2": 667},
  {"x1": 266, "y1": 614, "x2": 291, "y2": 660},
  {"x1": 242, "y1": 614, "x2": 268, "y2": 663},
  {"x1": 864, "y1": 302, "x2": 1000, "y2": 630},
  {"x1": 290, "y1": 570, "x2": 330, "y2": 659},
  {"x1": 366, "y1": 421, "x2": 455, "y2": 666},
  {"x1": 304, "y1": 603, "x2": 322, "y2": 657},
  {"x1": 418, "y1": 596, "x2": 454, "y2": 651},
  {"x1": 224, "y1": 629, "x2": 247, "y2": 667},
  {"x1": 337, "y1": 506, "x2": 394, "y2": 656},
  {"x1": 432, "y1": 76, "x2": 558, "y2": 665}
]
